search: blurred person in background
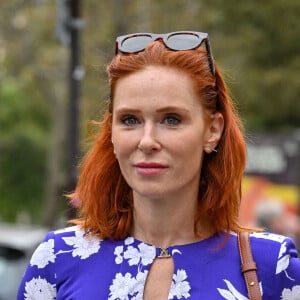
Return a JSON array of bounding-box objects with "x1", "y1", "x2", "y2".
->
[
  {"x1": 18, "y1": 31, "x2": 300, "y2": 299},
  {"x1": 256, "y1": 200, "x2": 300, "y2": 252}
]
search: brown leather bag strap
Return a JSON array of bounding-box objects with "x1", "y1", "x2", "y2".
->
[{"x1": 237, "y1": 232, "x2": 262, "y2": 300}]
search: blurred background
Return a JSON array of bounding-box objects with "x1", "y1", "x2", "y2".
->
[{"x1": 0, "y1": 1, "x2": 299, "y2": 296}]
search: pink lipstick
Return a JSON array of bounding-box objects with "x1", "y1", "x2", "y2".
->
[{"x1": 135, "y1": 162, "x2": 167, "y2": 176}]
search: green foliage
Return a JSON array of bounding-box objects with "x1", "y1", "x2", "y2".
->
[
  {"x1": 204, "y1": 0, "x2": 300, "y2": 130},
  {"x1": 0, "y1": 133, "x2": 46, "y2": 221},
  {"x1": 0, "y1": 79, "x2": 47, "y2": 222}
]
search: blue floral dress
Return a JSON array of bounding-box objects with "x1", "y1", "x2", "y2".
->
[{"x1": 17, "y1": 226, "x2": 300, "y2": 299}]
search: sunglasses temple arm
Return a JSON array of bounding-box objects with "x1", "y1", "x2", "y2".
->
[
  {"x1": 115, "y1": 41, "x2": 119, "y2": 55},
  {"x1": 205, "y1": 39, "x2": 215, "y2": 76}
]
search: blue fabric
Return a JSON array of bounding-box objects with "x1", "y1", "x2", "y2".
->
[{"x1": 17, "y1": 226, "x2": 300, "y2": 299}]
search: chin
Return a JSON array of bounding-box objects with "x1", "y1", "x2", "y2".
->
[{"x1": 132, "y1": 187, "x2": 168, "y2": 200}]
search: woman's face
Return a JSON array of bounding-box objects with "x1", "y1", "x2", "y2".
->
[{"x1": 111, "y1": 65, "x2": 223, "y2": 200}]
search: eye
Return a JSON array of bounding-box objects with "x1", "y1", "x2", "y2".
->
[
  {"x1": 121, "y1": 115, "x2": 139, "y2": 126},
  {"x1": 163, "y1": 115, "x2": 181, "y2": 126}
]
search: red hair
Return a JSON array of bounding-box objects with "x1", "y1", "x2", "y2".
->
[{"x1": 71, "y1": 42, "x2": 249, "y2": 238}]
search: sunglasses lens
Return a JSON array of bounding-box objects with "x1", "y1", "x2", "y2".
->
[
  {"x1": 166, "y1": 33, "x2": 201, "y2": 50},
  {"x1": 121, "y1": 35, "x2": 153, "y2": 53}
]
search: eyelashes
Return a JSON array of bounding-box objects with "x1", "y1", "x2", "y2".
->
[
  {"x1": 120, "y1": 114, "x2": 182, "y2": 127},
  {"x1": 121, "y1": 115, "x2": 139, "y2": 126},
  {"x1": 163, "y1": 115, "x2": 181, "y2": 125}
]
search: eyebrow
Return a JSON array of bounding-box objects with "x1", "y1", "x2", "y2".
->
[
  {"x1": 114, "y1": 106, "x2": 191, "y2": 114},
  {"x1": 156, "y1": 106, "x2": 190, "y2": 114}
]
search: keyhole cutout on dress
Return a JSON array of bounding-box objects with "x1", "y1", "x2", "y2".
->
[{"x1": 143, "y1": 256, "x2": 174, "y2": 300}]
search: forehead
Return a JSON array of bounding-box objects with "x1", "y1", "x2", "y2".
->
[{"x1": 113, "y1": 66, "x2": 202, "y2": 110}]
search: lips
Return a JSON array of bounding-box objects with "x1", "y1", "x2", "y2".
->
[
  {"x1": 135, "y1": 162, "x2": 168, "y2": 175},
  {"x1": 135, "y1": 162, "x2": 166, "y2": 168}
]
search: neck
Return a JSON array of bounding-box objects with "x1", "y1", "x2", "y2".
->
[{"x1": 131, "y1": 192, "x2": 213, "y2": 248}]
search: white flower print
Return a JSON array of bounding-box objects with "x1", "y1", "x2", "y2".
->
[
  {"x1": 138, "y1": 243, "x2": 156, "y2": 265},
  {"x1": 217, "y1": 279, "x2": 249, "y2": 300},
  {"x1": 30, "y1": 239, "x2": 55, "y2": 269},
  {"x1": 124, "y1": 246, "x2": 140, "y2": 266},
  {"x1": 114, "y1": 245, "x2": 124, "y2": 264},
  {"x1": 281, "y1": 285, "x2": 300, "y2": 299},
  {"x1": 168, "y1": 269, "x2": 191, "y2": 299},
  {"x1": 54, "y1": 225, "x2": 78, "y2": 234},
  {"x1": 277, "y1": 255, "x2": 291, "y2": 275},
  {"x1": 123, "y1": 243, "x2": 156, "y2": 267},
  {"x1": 252, "y1": 233, "x2": 295, "y2": 281},
  {"x1": 171, "y1": 249, "x2": 182, "y2": 256},
  {"x1": 125, "y1": 236, "x2": 134, "y2": 245},
  {"x1": 24, "y1": 276, "x2": 56, "y2": 299},
  {"x1": 217, "y1": 279, "x2": 263, "y2": 300},
  {"x1": 251, "y1": 232, "x2": 286, "y2": 243},
  {"x1": 276, "y1": 242, "x2": 294, "y2": 281},
  {"x1": 109, "y1": 272, "x2": 137, "y2": 300},
  {"x1": 132, "y1": 271, "x2": 148, "y2": 299},
  {"x1": 62, "y1": 229, "x2": 101, "y2": 259},
  {"x1": 278, "y1": 241, "x2": 287, "y2": 258}
]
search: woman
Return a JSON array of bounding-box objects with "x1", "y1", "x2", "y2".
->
[{"x1": 18, "y1": 31, "x2": 300, "y2": 299}]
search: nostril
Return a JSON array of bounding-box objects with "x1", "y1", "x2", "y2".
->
[
  {"x1": 137, "y1": 125, "x2": 162, "y2": 152},
  {"x1": 138, "y1": 140, "x2": 161, "y2": 152}
]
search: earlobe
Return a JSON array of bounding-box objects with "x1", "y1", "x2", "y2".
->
[{"x1": 204, "y1": 145, "x2": 218, "y2": 154}]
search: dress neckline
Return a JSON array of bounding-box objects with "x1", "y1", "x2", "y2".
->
[{"x1": 127, "y1": 231, "x2": 225, "y2": 252}]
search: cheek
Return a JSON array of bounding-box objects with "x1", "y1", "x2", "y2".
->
[
  {"x1": 180, "y1": 133, "x2": 205, "y2": 154},
  {"x1": 113, "y1": 134, "x2": 136, "y2": 160},
  {"x1": 174, "y1": 138, "x2": 204, "y2": 168}
]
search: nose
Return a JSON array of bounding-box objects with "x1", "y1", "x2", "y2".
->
[{"x1": 138, "y1": 123, "x2": 161, "y2": 153}]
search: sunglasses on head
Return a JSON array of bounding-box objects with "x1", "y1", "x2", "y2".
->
[{"x1": 115, "y1": 31, "x2": 215, "y2": 76}]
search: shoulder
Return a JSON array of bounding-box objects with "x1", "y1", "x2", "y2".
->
[
  {"x1": 38, "y1": 225, "x2": 82, "y2": 241},
  {"x1": 249, "y1": 231, "x2": 298, "y2": 258},
  {"x1": 52, "y1": 225, "x2": 87, "y2": 238},
  {"x1": 28, "y1": 225, "x2": 104, "y2": 270},
  {"x1": 249, "y1": 232, "x2": 299, "y2": 269},
  {"x1": 41, "y1": 225, "x2": 103, "y2": 258},
  {"x1": 42, "y1": 225, "x2": 101, "y2": 243},
  {"x1": 225, "y1": 231, "x2": 297, "y2": 267},
  {"x1": 249, "y1": 232, "x2": 300, "y2": 296},
  {"x1": 18, "y1": 226, "x2": 120, "y2": 299}
]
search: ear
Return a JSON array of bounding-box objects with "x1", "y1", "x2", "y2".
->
[{"x1": 204, "y1": 112, "x2": 224, "y2": 153}]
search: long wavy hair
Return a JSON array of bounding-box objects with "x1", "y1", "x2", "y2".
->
[{"x1": 71, "y1": 41, "x2": 248, "y2": 239}]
